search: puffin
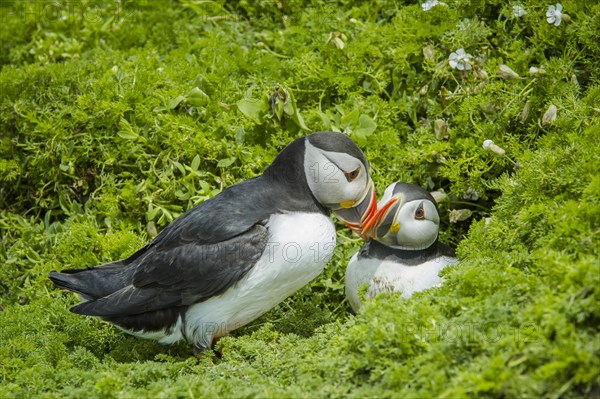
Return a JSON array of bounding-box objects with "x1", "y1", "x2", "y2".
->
[
  {"x1": 49, "y1": 131, "x2": 377, "y2": 353},
  {"x1": 345, "y1": 182, "x2": 458, "y2": 312}
]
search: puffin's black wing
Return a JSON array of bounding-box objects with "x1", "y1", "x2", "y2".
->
[
  {"x1": 64, "y1": 141, "x2": 323, "y2": 318},
  {"x1": 71, "y1": 222, "x2": 268, "y2": 317}
]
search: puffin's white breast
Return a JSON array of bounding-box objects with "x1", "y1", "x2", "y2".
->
[
  {"x1": 183, "y1": 212, "x2": 336, "y2": 348},
  {"x1": 345, "y1": 253, "x2": 457, "y2": 312}
]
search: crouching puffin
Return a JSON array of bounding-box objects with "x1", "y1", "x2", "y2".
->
[
  {"x1": 345, "y1": 182, "x2": 458, "y2": 312},
  {"x1": 49, "y1": 132, "x2": 377, "y2": 353}
]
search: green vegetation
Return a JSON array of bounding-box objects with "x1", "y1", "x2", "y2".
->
[{"x1": 1, "y1": 0, "x2": 598, "y2": 397}]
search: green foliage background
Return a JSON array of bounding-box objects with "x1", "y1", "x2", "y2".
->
[{"x1": 1, "y1": 0, "x2": 598, "y2": 397}]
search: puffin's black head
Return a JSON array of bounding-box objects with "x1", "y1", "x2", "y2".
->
[
  {"x1": 362, "y1": 182, "x2": 440, "y2": 250},
  {"x1": 264, "y1": 132, "x2": 377, "y2": 230}
]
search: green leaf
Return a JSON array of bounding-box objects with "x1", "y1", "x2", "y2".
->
[
  {"x1": 186, "y1": 87, "x2": 210, "y2": 107},
  {"x1": 283, "y1": 100, "x2": 294, "y2": 116},
  {"x1": 117, "y1": 118, "x2": 139, "y2": 140},
  {"x1": 191, "y1": 154, "x2": 201, "y2": 171},
  {"x1": 117, "y1": 131, "x2": 139, "y2": 140},
  {"x1": 235, "y1": 127, "x2": 245, "y2": 144},
  {"x1": 169, "y1": 95, "x2": 186, "y2": 110},
  {"x1": 340, "y1": 108, "x2": 360, "y2": 128},
  {"x1": 174, "y1": 189, "x2": 190, "y2": 200},
  {"x1": 237, "y1": 98, "x2": 268, "y2": 122},
  {"x1": 217, "y1": 157, "x2": 236, "y2": 168},
  {"x1": 274, "y1": 98, "x2": 285, "y2": 120},
  {"x1": 194, "y1": 74, "x2": 213, "y2": 95},
  {"x1": 172, "y1": 161, "x2": 186, "y2": 175},
  {"x1": 353, "y1": 114, "x2": 377, "y2": 141},
  {"x1": 147, "y1": 206, "x2": 159, "y2": 221},
  {"x1": 319, "y1": 110, "x2": 332, "y2": 131},
  {"x1": 292, "y1": 108, "x2": 310, "y2": 131}
]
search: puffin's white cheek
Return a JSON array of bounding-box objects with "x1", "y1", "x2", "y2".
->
[
  {"x1": 343, "y1": 180, "x2": 365, "y2": 202},
  {"x1": 396, "y1": 222, "x2": 438, "y2": 250}
]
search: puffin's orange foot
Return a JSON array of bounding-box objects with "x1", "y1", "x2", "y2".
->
[
  {"x1": 211, "y1": 336, "x2": 223, "y2": 347},
  {"x1": 191, "y1": 335, "x2": 226, "y2": 359}
]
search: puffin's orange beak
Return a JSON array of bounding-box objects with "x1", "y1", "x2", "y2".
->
[
  {"x1": 360, "y1": 196, "x2": 399, "y2": 239},
  {"x1": 334, "y1": 180, "x2": 377, "y2": 236}
]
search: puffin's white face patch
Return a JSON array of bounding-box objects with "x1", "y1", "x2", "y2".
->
[
  {"x1": 380, "y1": 199, "x2": 440, "y2": 250},
  {"x1": 303, "y1": 139, "x2": 369, "y2": 209}
]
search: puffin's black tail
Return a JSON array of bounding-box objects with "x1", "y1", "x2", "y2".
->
[{"x1": 49, "y1": 261, "x2": 133, "y2": 301}]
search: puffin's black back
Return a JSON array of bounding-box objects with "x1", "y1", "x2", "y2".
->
[
  {"x1": 391, "y1": 183, "x2": 439, "y2": 212},
  {"x1": 358, "y1": 239, "x2": 455, "y2": 266}
]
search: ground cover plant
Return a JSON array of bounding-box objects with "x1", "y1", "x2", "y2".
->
[{"x1": 1, "y1": 0, "x2": 599, "y2": 397}]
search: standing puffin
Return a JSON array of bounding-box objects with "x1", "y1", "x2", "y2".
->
[
  {"x1": 49, "y1": 132, "x2": 377, "y2": 353},
  {"x1": 345, "y1": 182, "x2": 458, "y2": 312}
]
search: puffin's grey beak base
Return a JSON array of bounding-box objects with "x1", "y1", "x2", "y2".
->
[{"x1": 334, "y1": 180, "x2": 377, "y2": 236}]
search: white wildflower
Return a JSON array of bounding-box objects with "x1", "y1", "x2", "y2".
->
[
  {"x1": 422, "y1": 0, "x2": 439, "y2": 11},
  {"x1": 449, "y1": 48, "x2": 473, "y2": 71},
  {"x1": 546, "y1": 3, "x2": 563, "y2": 26},
  {"x1": 512, "y1": 5, "x2": 527, "y2": 18}
]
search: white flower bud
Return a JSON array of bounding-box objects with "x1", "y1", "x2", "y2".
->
[
  {"x1": 542, "y1": 104, "x2": 557, "y2": 127},
  {"x1": 529, "y1": 66, "x2": 546, "y2": 76},
  {"x1": 449, "y1": 209, "x2": 472, "y2": 223},
  {"x1": 147, "y1": 221, "x2": 158, "y2": 238},
  {"x1": 464, "y1": 187, "x2": 480, "y2": 201},
  {"x1": 333, "y1": 37, "x2": 345, "y2": 49},
  {"x1": 430, "y1": 189, "x2": 448, "y2": 204},
  {"x1": 423, "y1": 44, "x2": 435, "y2": 61},
  {"x1": 571, "y1": 74, "x2": 579, "y2": 86},
  {"x1": 520, "y1": 101, "x2": 531, "y2": 124},
  {"x1": 480, "y1": 103, "x2": 496, "y2": 114},
  {"x1": 434, "y1": 119, "x2": 449, "y2": 140},
  {"x1": 474, "y1": 68, "x2": 489, "y2": 80},
  {"x1": 497, "y1": 64, "x2": 520, "y2": 79},
  {"x1": 327, "y1": 32, "x2": 346, "y2": 50},
  {"x1": 483, "y1": 139, "x2": 506, "y2": 156}
]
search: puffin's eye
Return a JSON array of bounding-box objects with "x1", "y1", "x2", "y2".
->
[
  {"x1": 415, "y1": 205, "x2": 425, "y2": 219},
  {"x1": 345, "y1": 168, "x2": 360, "y2": 182}
]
